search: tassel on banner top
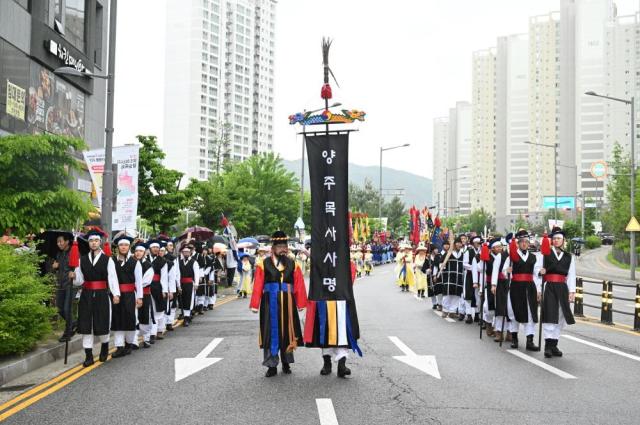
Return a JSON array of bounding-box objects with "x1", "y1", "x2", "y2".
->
[
  {"x1": 480, "y1": 242, "x2": 490, "y2": 262},
  {"x1": 509, "y1": 236, "x2": 519, "y2": 262},
  {"x1": 540, "y1": 233, "x2": 551, "y2": 255},
  {"x1": 69, "y1": 238, "x2": 80, "y2": 268}
]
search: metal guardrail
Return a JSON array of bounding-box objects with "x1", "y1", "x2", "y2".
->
[{"x1": 574, "y1": 276, "x2": 640, "y2": 331}]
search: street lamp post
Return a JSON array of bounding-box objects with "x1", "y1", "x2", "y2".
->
[
  {"x1": 444, "y1": 165, "x2": 468, "y2": 218},
  {"x1": 525, "y1": 140, "x2": 558, "y2": 222},
  {"x1": 379, "y1": 144, "x2": 410, "y2": 228},
  {"x1": 53, "y1": 0, "x2": 117, "y2": 239},
  {"x1": 585, "y1": 91, "x2": 636, "y2": 280}
]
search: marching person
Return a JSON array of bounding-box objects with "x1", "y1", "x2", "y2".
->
[
  {"x1": 502, "y1": 229, "x2": 541, "y2": 351},
  {"x1": 413, "y1": 243, "x2": 429, "y2": 299},
  {"x1": 146, "y1": 240, "x2": 169, "y2": 342},
  {"x1": 363, "y1": 246, "x2": 373, "y2": 276},
  {"x1": 52, "y1": 233, "x2": 76, "y2": 342},
  {"x1": 111, "y1": 236, "x2": 143, "y2": 358},
  {"x1": 461, "y1": 236, "x2": 481, "y2": 324},
  {"x1": 480, "y1": 238, "x2": 503, "y2": 337},
  {"x1": 491, "y1": 236, "x2": 513, "y2": 343},
  {"x1": 439, "y1": 236, "x2": 465, "y2": 319},
  {"x1": 250, "y1": 231, "x2": 307, "y2": 378},
  {"x1": 71, "y1": 229, "x2": 120, "y2": 367},
  {"x1": 237, "y1": 252, "x2": 253, "y2": 298},
  {"x1": 161, "y1": 240, "x2": 178, "y2": 331},
  {"x1": 176, "y1": 245, "x2": 200, "y2": 326},
  {"x1": 135, "y1": 242, "x2": 155, "y2": 348},
  {"x1": 205, "y1": 248, "x2": 216, "y2": 310},
  {"x1": 395, "y1": 243, "x2": 415, "y2": 292},
  {"x1": 423, "y1": 245, "x2": 443, "y2": 310},
  {"x1": 538, "y1": 227, "x2": 576, "y2": 358}
]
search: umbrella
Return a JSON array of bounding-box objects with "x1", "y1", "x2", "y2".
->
[
  {"x1": 179, "y1": 226, "x2": 214, "y2": 241},
  {"x1": 237, "y1": 237, "x2": 259, "y2": 249},
  {"x1": 255, "y1": 235, "x2": 271, "y2": 244},
  {"x1": 36, "y1": 230, "x2": 89, "y2": 259},
  {"x1": 571, "y1": 237, "x2": 585, "y2": 244},
  {"x1": 213, "y1": 243, "x2": 227, "y2": 254},
  {"x1": 211, "y1": 234, "x2": 230, "y2": 245}
]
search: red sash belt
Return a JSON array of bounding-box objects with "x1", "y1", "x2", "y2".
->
[
  {"x1": 119, "y1": 283, "x2": 135, "y2": 293},
  {"x1": 180, "y1": 277, "x2": 193, "y2": 284},
  {"x1": 83, "y1": 280, "x2": 107, "y2": 290},
  {"x1": 545, "y1": 273, "x2": 567, "y2": 283},
  {"x1": 152, "y1": 274, "x2": 161, "y2": 282},
  {"x1": 511, "y1": 273, "x2": 534, "y2": 282},
  {"x1": 143, "y1": 286, "x2": 151, "y2": 295}
]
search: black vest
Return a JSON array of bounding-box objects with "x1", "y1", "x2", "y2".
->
[
  {"x1": 545, "y1": 250, "x2": 572, "y2": 276},
  {"x1": 512, "y1": 251, "x2": 537, "y2": 275},
  {"x1": 487, "y1": 252, "x2": 507, "y2": 278},
  {"x1": 164, "y1": 253, "x2": 175, "y2": 271},
  {"x1": 263, "y1": 256, "x2": 294, "y2": 284},
  {"x1": 179, "y1": 257, "x2": 197, "y2": 279},
  {"x1": 80, "y1": 253, "x2": 109, "y2": 281},
  {"x1": 148, "y1": 256, "x2": 166, "y2": 275},
  {"x1": 115, "y1": 256, "x2": 137, "y2": 284},
  {"x1": 140, "y1": 259, "x2": 152, "y2": 275}
]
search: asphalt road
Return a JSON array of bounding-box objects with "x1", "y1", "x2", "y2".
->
[{"x1": 2, "y1": 264, "x2": 640, "y2": 425}]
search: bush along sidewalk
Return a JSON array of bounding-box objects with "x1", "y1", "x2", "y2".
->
[
  {"x1": 0, "y1": 244, "x2": 55, "y2": 356},
  {"x1": 585, "y1": 235, "x2": 602, "y2": 249}
]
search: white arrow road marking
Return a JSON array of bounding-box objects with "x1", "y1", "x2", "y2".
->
[
  {"x1": 562, "y1": 334, "x2": 640, "y2": 362},
  {"x1": 174, "y1": 337, "x2": 224, "y2": 382},
  {"x1": 506, "y1": 349, "x2": 577, "y2": 379},
  {"x1": 388, "y1": 336, "x2": 441, "y2": 379},
  {"x1": 316, "y1": 399, "x2": 339, "y2": 425}
]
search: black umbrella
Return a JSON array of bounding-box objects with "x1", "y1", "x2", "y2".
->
[
  {"x1": 211, "y1": 234, "x2": 230, "y2": 245},
  {"x1": 255, "y1": 235, "x2": 271, "y2": 244},
  {"x1": 36, "y1": 230, "x2": 89, "y2": 259},
  {"x1": 179, "y1": 226, "x2": 215, "y2": 241}
]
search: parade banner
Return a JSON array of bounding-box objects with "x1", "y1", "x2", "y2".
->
[
  {"x1": 306, "y1": 133, "x2": 352, "y2": 301},
  {"x1": 83, "y1": 145, "x2": 140, "y2": 231}
]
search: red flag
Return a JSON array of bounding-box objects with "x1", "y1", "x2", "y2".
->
[
  {"x1": 434, "y1": 215, "x2": 441, "y2": 228},
  {"x1": 103, "y1": 241, "x2": 112, "y2": 257},
  {"x1": 219, "y1": 213, "x2": 229, "y2": 228}
]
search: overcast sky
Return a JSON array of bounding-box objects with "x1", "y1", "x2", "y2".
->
[{"x1": 113, "y1": 0, "x2": 639, "y2": 178}]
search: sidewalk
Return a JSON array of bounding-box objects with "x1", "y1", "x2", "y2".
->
[{"x1": 576, "y1": 246, "x2": 636, "y2": 284}]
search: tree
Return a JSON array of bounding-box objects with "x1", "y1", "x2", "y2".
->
[
  {"x1": 348, "y1": 178, "x2": 383, "y2": 217},
  {"x1": 602, "y1": 143, "x2": 640, "y2": 239},
  {"x1": 137, "y1": 135, "x2": 192, "y2": 233},
  {"x1": 0, "y1": 134, "x2": 92, "y2": 236},
  {"x1": 382, "y1": 196, "x2": 407, "y2": 237},
  {"x1": 466, "y1": 208, "x2": 495, "y2": 234},
  {"x1": 191, "y1": 153, "x2": 299, "y2": 236}
]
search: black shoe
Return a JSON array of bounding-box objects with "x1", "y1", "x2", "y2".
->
[
  {"x1": 184, "y1": 317, "x2": 190, "y2": 327},
  {"x1": 143, "y1": 341, "x2": 151, "y2": 348},
  {"x1": 99, "y1": 343, "x2": 109, "y2": 362},
  {"x1": 83, "y1": 349, "x2": 94, "y2": 367},
  {"x1": 474, "y1": 313, "x2": 480, "y2": 323},
  {"x1": 458, "y1": 313, "x2": 465, "y2": 321},
  {"x1": 465, "y1": 314, "x2": 473, "y2": 324},
  {"x1": 208, "y1": 305, "x2": 214, "y2": 310},
  {"x1": 156, "y1": 333, "x2": 164, "y2": 340},
  {"x1": 265, "y1": 367, "x2": 278, "y2": 377},
  {"x1": 432, "y1": 304, "x2": 438, "y2": 310},
  {"x1": 130, "y1": 344, "x2": 139, "y2": 351},
  {"x1": 550, "y1": 339, "x2": 563, "y2": 357},
  {"x1": 282, "y1": 363, "x2": 291, "y2": 374},
  {"x1": 237, "y1": 293, "x2": 242, "y2": 298},
  {"x1": 178, "y1": 314, "x2": 184, "y2": 320},
  {"x1": 510, "y1": 333, "x2": 519, "y2": 349},
  {"x1": 243, "y1": 294, "x2": 247, "y2": 299},
  {"x1": 544, "y1": 339, "x2": 553, "y2": 358},
  {"x1": 166, "y1": 324, "x2": 174, "y2": 331},
  {"x1": 124, "y1": 343, "x2": 132, "y2": 355},
  {"x1": 112, "y1": 347, "x2": 126, "y2": 358},
  {"x1": 149, "y1": 335, "x2": 156, "y2": 344},
  {"x1": 525, "y1": 335, "x2": 539, "y2": 351},
  {"x1": 337, "y1": 357, "x2": 351, "y2": 378},
  {"x1": 320, "y1": 355, "x2": 332, "y2": 376}
]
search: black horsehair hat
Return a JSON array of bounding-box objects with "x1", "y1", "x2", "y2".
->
[{"x1": 271, "y1": 230, "x2": 288, "y2": 246}]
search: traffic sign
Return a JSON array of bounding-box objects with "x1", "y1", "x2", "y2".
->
[
  {"x1": 590, "y1": 161, "x2": 608, "y2": 179},
  {"x1": 626, "y1": 216, "x2": 640, "y2": 232}
]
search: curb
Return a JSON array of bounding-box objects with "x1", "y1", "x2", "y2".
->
[{"x1": 0, "y1": 336, "x2": 83, "y2": 387}]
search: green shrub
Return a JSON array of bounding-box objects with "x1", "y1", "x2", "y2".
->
[
  {"x1": 585, "y1": 235, "x2": 602, "y2": 249},
  {"x1": 0, "y1": 244, "x2": 55, "y2": 355}
]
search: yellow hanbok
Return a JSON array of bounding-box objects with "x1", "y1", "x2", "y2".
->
[
  {"x1": 414, "y1": 254, "x2": 428, "y2": 292},
  {"x1": 395, "y1": 251, "x2": 415, "y2": 288}
]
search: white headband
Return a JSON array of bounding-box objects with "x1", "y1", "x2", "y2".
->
[
  {"x1": 134, "y1": 246, "x2": 146, "y2": 252},
  {"x1": 117, "y1": 240, "x2": 131, "y2": 246},
  {"x1": 88, "y1": 235, "x2": 101, "y2": 241},
  {"x1": 149, "y1": 243, "x2": 160, "y2": 248}
]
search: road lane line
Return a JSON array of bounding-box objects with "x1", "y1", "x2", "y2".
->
[
  {"x1": 506, "y1": 350, "x2": 577, "y2": 379},
  {"x1": 0, "y1": 296, "x2": 238, "y2": 421},
  {"x1": 445, "y1": 317, "x2": 456, "y2": 323},
  {"x1": 562, "y1": 335, "x2": 640, "y2": 362},
  {"x1": 316, "y1": 398, "x2": 339, "y2": 425}
]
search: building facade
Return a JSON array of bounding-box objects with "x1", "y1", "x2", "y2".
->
[
  {"x1": 163, "y1": 0, "x2": 276, "y2": 181},
  {"x1": 0, "y1": 0, "x2": 109, "y2": 196},
  {"x1": 471, "y1": 48, "x2": 497, "y2": 217},
  {"x1": 432, "y1": 116, "x2": 449, "y2": 216},
  {"x1": 453, "y1": 101, "x2": 473, "y2": 215}
]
